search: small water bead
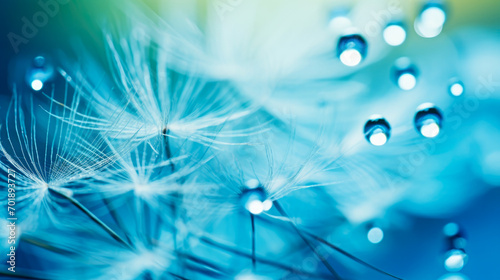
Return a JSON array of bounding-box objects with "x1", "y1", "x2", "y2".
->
[
  {"x1": 444, "y1": 222, "x2": 467, "y2": 252},
  {"x1": 414, "y1": 103, "x2": 443, "y2": 138},
  {"x1": 26, "y1": 55, "x2": 54, "y2": 92},
  {"x1": 240, "y1": 182, "x2": 272, "y2": 215},
  {"x1": 337, "y1": 34, "x2": 367, "y2": 67},
  {"x1": 31, "y1": 79, "x2": 44, "y2": 91},
  {"x1": 415, "y1": 2, "x2": 447, "y2": 38},
  {"x1": 392, "y1": 57, "x2": 418, "y2": 91},
  {"x1": 442, "y1": 223, "x2": 468, "y2": 272},
  {"x1": 383, "y1": 23, "x2": 406, "y2": 46},
  {"x1": 364, "y1": 116, "x2": 391, "y2": 146},
  {"x1": 449, "y1": 80, "x2": 465, "y2": 97}
]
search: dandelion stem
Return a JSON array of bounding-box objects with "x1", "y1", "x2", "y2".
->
[
  {"x1": 304, "y1": 232, "x2": 403, "y2": 280},
  {"x1": 251, "y1": 213, "x2": 256, "y2": 271},
  {"x1": 178, "y1": 252, "x2": 231, "y2": 277},
  {"x1": 198, "y1": 235, "x2": 331, "y2": 279},
  {"x1": 49, "y1": 188, "x2": 134, "y2": 251},
  {"x1": 100, "y1": 193, "x2": 135, "y2": 248},
  {"x1": 162, "y1": 128, "x2": 175, "y2": 172},
  {"x1": 273, "y1": 201, "x2": 342, "y2": 280},
  {"x1": 273, "y1": 202, "x2": 402, "y2": 280},
  {"x1": 0, "y1": 271, "x2": 49, "y2": 280}
]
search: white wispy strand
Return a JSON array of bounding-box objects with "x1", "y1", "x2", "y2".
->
[
  {"x1": 56, "y1": 21, "x2": 266, "y2": 148},
  {"x1": 0, "y1": 86, "x2": 125, "y2": 227}
]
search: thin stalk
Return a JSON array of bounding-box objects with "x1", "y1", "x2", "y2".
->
[
  {"x1": 49, "y1": 188, "x2": 133, "y2": 251},
  {"x1": 274, "y1": 201, "x2": 342, "y2": 280}
]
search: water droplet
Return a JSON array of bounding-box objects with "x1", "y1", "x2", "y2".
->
[
  {"x1": 337, "y1": 34, "x2": 367, "y2": 67},
  {"x1": 444, "y1": 249, "x2": 467, "y2": 272},
  {"x1": 364, "y1": 116, "x2": 391, "y2": 146},
  {"x1": 449, "y1": 79, "x2": 464, "y2": 97},
  {"x1": 31, "y1": 79, "x2": 44, "y2": 91},
  {"x1": 383, "y1": 23, "x2": 406, "y2": 46},
  {"x1": 415, "y1": 3, "x2": 446, "y2": 38},
  {"x1": 240, "y1": 185, "x2": 270, "y2": 215},
  {"x1": 393, "y1": 57, "x2": 418, "y2": 91},
  {"x1": 26, "y1": 55, "x2": 54, "y2": 92},
  {"x1": 414, "y1": 103, "x2": 443, "y2": 138},
  {"x1": 367, "y1": 227, "x2": 384, "y2": 244}
]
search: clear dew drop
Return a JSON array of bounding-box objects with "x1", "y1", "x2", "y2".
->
[
  {"x1": 30, "y1": 79, "x2": 44, "y2": 91},
  {"x1": 415, "y1": 3, "x2": 447, "y2": 38},
  {"x1": 414, "y1": 103, "x2": 443, "y2": 138},
  {"x1": 364, "y1": 116, "x2": 391, "y2": 146},
  {"x1": 337, "y1": 34, "x2": 367, "y2": 67},
  {"x1": 26, "y1": 55, "x2": 53, "y2": 92},
  {"x1": 383, "y1": 23, "x2": 407, "y2": 46},
  {"x1": 240, "y1": 184, "x2": 272, "y2": 215},
  {"x1": 393, "y1": 57, "x2": 418, "y2": 91}
]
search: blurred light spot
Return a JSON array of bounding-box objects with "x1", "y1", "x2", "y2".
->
[
  {"x1": 415, "y1": 4, "x2": 446, "y2": 38},
  {"x1": 262, "y1": 199, "x2": 273, "y2": 211},
  {"x1": 367, "y1": 227, "x2": 384, "y2": 244},
  {"x1": 449, "y1": 82, "x2": 464, "y2": 96},
  {"x1": 369, "y1": 131, "x2": 388, "y2": 146},
  {"x1": 453, "y1": 237, "x2": 467, "y2": 249},
  {"x1": 246, "y1": 179, "x2": 260, "y2": 189},
  {"x1": 31, "y1": 79, "x2": 43, "y2": 91},
  {"x1": 329, "y1": 15, "x2": 352, "y2": 31},
  {"x1": 246, "y1": 200, "x2": 264, "y2": 215},
  {"x1": 481, "y1": 151, "x2": 500, "y2": 185},
  {"x1": 444, "y1": 249, "x2": 467, "y2": 272},
  {"x1": 364, "y1": 116, "x2": 391, "y2": 146},
  {"x1": 241, "y1": 186, "x2": 268, "y2": 215},
  {"x1": 340, "y1": 49, "x2": 362, "y2": 67},
  {"x1": 443, "y1": 223, "x2": 459, "y2": 237},
  {"x1": 438, "y1": 273, "x2": 470, "y2": 280},
  {"x1": 383, "y1": 24, "x2": 406, "y2": 46},
  {"x1": 421, "y1": 121, "x2": 440, "y2": 138},
  {"x1": 398, "y1": 73, "x2": 417, "y2": 90},
  {"x1": 236, "y1": 271, "x2": 272, "y2": 280},
  {"x1": 420, "y1": 6, "x2": 446, "y2": 29}
]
